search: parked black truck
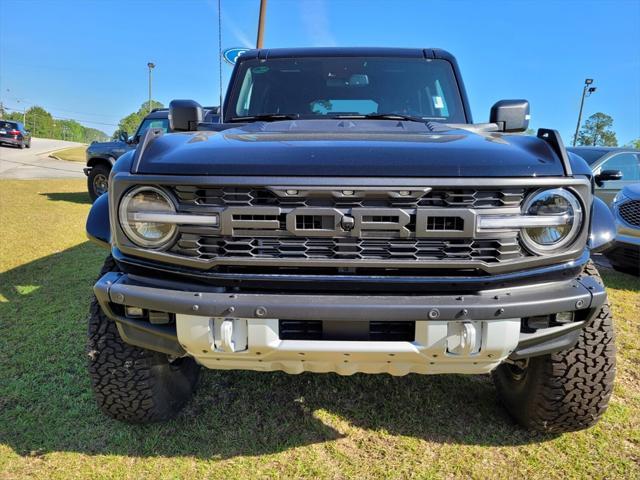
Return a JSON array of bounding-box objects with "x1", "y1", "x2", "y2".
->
[
  {"x1": 85, "y1": 107, "x2": 219, "y2": 200},
  {"x1": 85, "y1": 48, "x2": 617, "y2": 433}
]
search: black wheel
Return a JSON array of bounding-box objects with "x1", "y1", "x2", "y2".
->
[
  {"x1": 19, "y1": 141, "x2": 25, "y2": 149},
  {"x1": 87, "y1": 164, "x2": 111, "y2": 202},
  {"x1": 26, "y1": 139, "x2": 31, "y2": 148},
  {"x1": 492, "y1": 261, "x2": 616, "y2": 433},
  {"x1": 87, "y1": 256, "x2": 200, "y2": 423}
]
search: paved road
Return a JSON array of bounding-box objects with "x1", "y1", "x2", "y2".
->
[{"x1": 0, "y1": 137, "x2": 86, "y2": 179}]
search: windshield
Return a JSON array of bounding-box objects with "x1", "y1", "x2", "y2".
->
[
  {"x1": 226, "y1": 57, "x2": 466, "y2": 123},
  {"x1": 135, "y1": 118, "x2": 170, "y2": 139}
]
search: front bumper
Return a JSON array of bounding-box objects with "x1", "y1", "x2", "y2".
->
[{"x1": 94, "y1": 272, "x2": 606, "y2": 375}]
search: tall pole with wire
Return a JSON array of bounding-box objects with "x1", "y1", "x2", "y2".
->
[
  {"x1": 218, "y1": 0, "x2": 223, "y2": 118},
  {"x1": 256, "y1": 0, "x2": 267, "y2": 48},
  {"x1": 147, "y1": 62, "x2": 156, "y2": 113}
]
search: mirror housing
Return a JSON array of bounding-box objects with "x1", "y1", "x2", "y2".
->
[
  {"x1": 595, "y1": 169, "x2": 623, "y2": 187},
  {"x1": 169, "y1": 99, "x2": 204, "y2": 131},
  {"x1": 490, "y1": 99, "x2": 530, "y2": 133},
  {"x1": 118, "y1": 130, "x2": 129, "y2": 143}
]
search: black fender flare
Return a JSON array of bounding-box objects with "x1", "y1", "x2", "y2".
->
[
  {"x1": 87, "y1": 156, "x2": 116, "y2": 168},
  {"x1": 86, "y1": 192, "x2": 111, "y2": 249},
  {"x1": 589, "y1": 196, "x2": 616, "y2": 253}
]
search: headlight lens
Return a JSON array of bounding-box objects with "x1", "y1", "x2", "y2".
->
[
  {"x1": 119, "y1": 187, "x2": 177, "y2": 248},
  {"x1": 521, "y1": 188, "x2": 582, "y2": 253}
]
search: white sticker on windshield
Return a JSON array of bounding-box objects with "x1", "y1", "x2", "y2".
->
[{"x1": 433, "y1": 96, "x2": 444, "y2": 109}]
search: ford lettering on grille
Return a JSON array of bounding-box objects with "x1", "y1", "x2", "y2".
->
[{"x1": 218, "y1": 206, "x2": 476, "y2": 238}]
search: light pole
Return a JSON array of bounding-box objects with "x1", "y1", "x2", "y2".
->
[
  {"x1": 572, "y1": 78, "x2": 597, "y2": 146},
  {"x1": 256, "y1": 0, "x2": 267, "y2": 48},
  {"x1": 147, "y1": 62, "x2": 155, "y2": 113}
]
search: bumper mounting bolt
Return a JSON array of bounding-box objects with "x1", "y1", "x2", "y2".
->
[
  {"x1": 459, "y1": 308, "x2": 469, "y2": 318},
  {"x1": 428, "y1": 308, "x2": 440, "y2": 319},
  {"x1": 255, "y1": 307, "x2": 267, "y2": 317},
  {"x1": 496, "y1": 308, "x2": 505, "y2": 316},
  {"x1": 192, "y1": 304, "x2": 199, "y2": 312},
  {"x1": 575, "y1": 299, "x2": 585, "y2": 309}
]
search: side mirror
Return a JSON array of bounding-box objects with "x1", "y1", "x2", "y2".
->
[
  {"x1": 118, "y1": 130, "x2": 129, "y2": 143},
  {"x1": 490, "y1": 99, "x2": 530, "y2": 133},
  {"x1": 595, "y1": 169, "x2": 623, "y2": 187},
  {"x1": 169, "y1": 99, "x2": 204, "y2": 131}
]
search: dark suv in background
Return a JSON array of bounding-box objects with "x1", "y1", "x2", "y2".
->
[
  {"x1": 0, "y1": 120, "x2": 31, "y2": 149},
  {"x1": 84, "y1": 107, "x2": 219, "y2": 200}
]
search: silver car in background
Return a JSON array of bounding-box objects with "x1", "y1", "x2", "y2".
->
[
  {"x1": 567, "y1": 147, "x2": 640, "y2": 206},
  {"x1": 605, "y1": 184, "x2": 640, "y2": 275}
]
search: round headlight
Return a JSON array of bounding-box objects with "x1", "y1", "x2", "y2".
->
[
  {"x1": 119, "y1": 186, "x2": 177, "y2": 248},
  {"x1": 521, "y1": 188, "x2": 582, "y2": 254}
]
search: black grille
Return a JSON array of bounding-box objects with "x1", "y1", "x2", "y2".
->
[
  {"x1": 173, "y1": 186, "x2": 525, "y2": 209},
  {"x1": 172, "y1": 236, "x2": 522, "y2": 263},
  {"x1": 278, "y1": 320, "x2": 415, "y2": 341},
  {"x1": 619, "y1": 200, "x2": 640, "y2": 227}
]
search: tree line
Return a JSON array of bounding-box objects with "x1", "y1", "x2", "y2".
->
[
  {"x1": 112, "y1": 100, "x2": 164, "y2": 140},
  {"x1": 0, "y1": 104, "x2": 108, "y2": 143},
  {"x1": 576, "y1": 112, "x2": 639, "y2": 148}
]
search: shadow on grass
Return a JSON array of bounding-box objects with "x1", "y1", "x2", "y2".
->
[
  {"x1": 40, "y1": 191, "x2": 92, "y2": 205},
  {"x1": 0, "y1": 242, "x2": 555, "y2": 460}
]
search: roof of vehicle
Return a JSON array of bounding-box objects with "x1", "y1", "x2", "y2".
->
[
  {"x1": 0, "y1": 119, "x2": 18, "y2": 126},
  {"x1": 567, "y1": 146, "x2": 639, "y2": 165},
  {"x1": 144, "y1": 106, "x2": 219, "y2": 120},
  {"x1": 237, "y1": 47, "x2": 456, "y2": 61},
  {"x1": 567, "y1": 146, "x2": 639, "y2": 153}
]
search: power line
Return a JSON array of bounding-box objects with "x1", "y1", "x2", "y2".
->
[
  {"x1": 3, "y1": 105, "x2": 118, "y2": 127},
  {"x1": 2, "y1": 96, "x2": 120, "y2": 121}
]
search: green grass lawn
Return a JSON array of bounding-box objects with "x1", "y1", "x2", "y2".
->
[
  {"x1": 1, "y1": 179, "x2": 639, "y2": 479},
  {"x1": 50, "y1": 146, "x2": 87, "y2": 162}
]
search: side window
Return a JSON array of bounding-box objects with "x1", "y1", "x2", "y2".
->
[
  {"x1": 235, "y1": 69, "x2": 254, "y2": 116},
  {"x1": 599, "y1": 153, "x2": 640, "y2": 183}
]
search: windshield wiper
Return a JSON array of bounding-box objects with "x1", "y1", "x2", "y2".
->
[
  {"x1": 229, "y1": 113, "x2": 300, "y2": 122},
  {"x1": 334, "y1": 113, "x2": 427, "y2": 123}
]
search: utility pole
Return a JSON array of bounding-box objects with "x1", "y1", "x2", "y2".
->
[
  {"x1": 572, "y1": 78, "x2": 597, "y2": 146},
  {"x1": 147, "y1": 62, "x2": 155, "y2": 113},
  {"x1": 256, "y1": 0, "x2": 267, "y2": 48}
]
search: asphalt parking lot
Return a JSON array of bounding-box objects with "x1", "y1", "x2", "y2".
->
[{"x1": 0, "y1": 138, "x2": 85, "y2": 179}]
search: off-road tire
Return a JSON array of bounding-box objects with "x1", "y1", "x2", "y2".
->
[
  {"x1": 87, "y1": 163, "x2": 110, "y2": 202},
  {"x1": 87, "y1": 256, "x2": 200, "y2": 423},
  {"x1": 19, "y1": 141, "x2": 25, "y2": 149},
  {"x1": 492, "y1": 261, "x2": 616, "y2": 433}
]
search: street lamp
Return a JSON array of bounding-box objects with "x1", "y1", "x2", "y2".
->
[
  {"x1": 572, "y1": 78, "x2": 597, "y2": 146},
  {"x1": 147, "y1": 62, "x2": 156, "y2": 113}
]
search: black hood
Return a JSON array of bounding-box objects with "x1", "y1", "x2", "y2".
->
[{"x1": 135, "y1": 120, "x2": 566, "y2": 177}]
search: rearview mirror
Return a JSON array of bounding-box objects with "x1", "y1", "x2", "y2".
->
[
  {"x1": 118, "y1": 130, "x2": 129, "y2": 143},
  {"x1": 169, "y1": 99, "x2": 204, "y2": 131},
  {"x1": 490, "y1": 99, "x2": 530, "y2": 133},
  {"x1": 595, "y1": 169, "x2": 623, "y2": 187}
]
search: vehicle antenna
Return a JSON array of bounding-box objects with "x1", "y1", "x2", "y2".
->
[{"x1": 218, "y1": 0, "x2": 223, "y2": 120}]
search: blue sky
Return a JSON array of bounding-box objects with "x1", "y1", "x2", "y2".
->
[{"x1": 1, "y1": 0, "x2": 639, "y2": 143}]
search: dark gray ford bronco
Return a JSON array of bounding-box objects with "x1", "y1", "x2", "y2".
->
[{"x1": 86, "y1": 47, "x2": 617, "y2": 432}]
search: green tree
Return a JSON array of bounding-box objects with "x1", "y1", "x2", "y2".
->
[
  {"x1": 628, "y1": 138, "x2": 640, "y2": 149},
  {"x1": 113, "y1": 100, "x2": 164, "y2": 139},
  {"x1": 576, "y1": 112, "x2": 618, "y2": 147}
]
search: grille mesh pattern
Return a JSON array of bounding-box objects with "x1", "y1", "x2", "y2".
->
[
  {"x1": 173, "y1": 186, "x2": 525, "y2": 209},
  {"x1": 619, "y1": 200, "x2": 640, "y2": 227},
  {"x1": 172, "y1": 236, "x2": 522, "y2": 263}
]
